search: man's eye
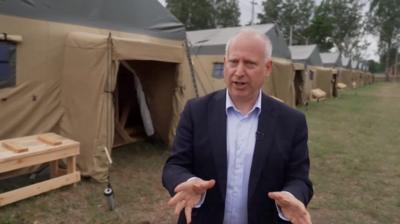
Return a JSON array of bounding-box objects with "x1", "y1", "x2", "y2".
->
[
  {"x1": 229, "y1": 60, "x2": 238, "y2": 66},
  {"x1": 246, "y1": 62, "x2": 257, "y2": 68}
]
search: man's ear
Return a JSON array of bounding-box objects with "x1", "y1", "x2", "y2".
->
[{"x1": 265, "y1": 59, "x2": 272, "y2": 78}]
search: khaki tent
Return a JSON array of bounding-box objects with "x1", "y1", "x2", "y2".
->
[
  {"x1": 188, "y1": 24, "x2": 295, "y2": 107},
  {"x1": 0, "y1": 0, "x2": 195, "y2": 181},
  {"x1": 337, "y1": 56, "x2": 353, "y2": 89},
  {"x1": 312, "y1": 67, "x2": 335, "y2": 98},
  {"x1": 350, "y1": 60, "x2": 363, "y2": 88},
  {"x1": 320, "y1": 52, "x2": 342, "y2": 97},
  {"x1": 321, "y1": 52, "x2": 342, "y2": 68},
  {"x1": 358, "y1": 61, "x2": 372, "y2": 85},
  {"x1": 289, "y1": 44, "x2": 323, "y2": 105},
  {"x1": 364, "y1": 72, "x2": 374, "y2": 85},
  {"x1": 338, "y1": 68, "x2": 354, "y2": 89}
]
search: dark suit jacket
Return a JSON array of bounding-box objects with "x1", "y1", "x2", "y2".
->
[{"x1": 162, "y1": 90, "x2": 313, "y2": 224}]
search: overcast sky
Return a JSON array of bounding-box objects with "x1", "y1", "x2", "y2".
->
[{"x1": 158, "y1": 0, "x2": 378, "y2": 61}]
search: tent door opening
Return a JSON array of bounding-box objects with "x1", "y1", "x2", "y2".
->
[
  {"x1": 294, "y1": 70, "x2": 304, "y2": 106},
  {"x1": 113, "y1": 60, "x2": 178, "y2": 147}
]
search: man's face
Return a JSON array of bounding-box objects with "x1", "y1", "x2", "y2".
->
[{"x1": 224, "y1": 35, "x2": 272, "y2": 102}]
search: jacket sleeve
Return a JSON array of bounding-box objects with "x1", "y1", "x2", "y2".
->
[
  {"x1": 162, "y1": 100, "x2": 196, "y2": 196},
  {"x1": 282, "y1": 113, "x2": 313, "y2": 206}
]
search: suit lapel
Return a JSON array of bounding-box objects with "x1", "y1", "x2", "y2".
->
[
  {"x1": 209, "y1": 90, "x2": 228, "y2": 199},
  {"x1": 248, "y1": 94, "x2": 277, "y2": 199}
]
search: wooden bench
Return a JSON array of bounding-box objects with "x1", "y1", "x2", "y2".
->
[{"x1": 0, "y1": 133, "x2": 80, "y2": 207}]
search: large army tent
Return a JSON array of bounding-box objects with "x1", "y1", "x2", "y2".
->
[
  {"x1": 320, "y1": 52, "x2": 342, "y2": 97},
  {"x1": 290, "y1": 45, "x2": 323, "y2": 66},
  {"x1": 337, "y1": 55, "x2": 354, "y2": 89},
  {"x1": 0, "y1": 0, "x2": 195, "y2": 181},
  {"x1": 187, "y1": 24, "x2": 296, "y2": 107},
  {"x1": 289, "y1": 44, "x2": 323, "y2": 105},
  {"x1": 351, "y1": 60, "x2": 364, "y2": 87},
  {"x1": 338, "y1": 68, "x2": 354, "y2": 89},
  {"x1": 359, "y1": 61, "x2": 373, "y2": 85},
  {"x1": 313, "y1": 67, "x2": 335, "y2": 98},
  {"x1": 321, "y1": 52, "x2": 342, "y2": 68}
]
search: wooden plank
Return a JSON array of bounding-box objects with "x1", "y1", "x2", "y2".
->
[
  {"x1": 67, "y1": 156, "x2": 76, "y2": 173},
  {"x1": 37, "y1": 134, "x2": 62, "y2": 146},
  {"x1": 0, "y1": 172, "x2": 80, "y2": 207},
  {"x1": 2, "y1": 142, "x2": 28, "y2": 153},
  {"x1": 0, "y1": 146, "x2": 79, "y2": 173},
  {"x1": 0, "y1": 142, "x2": 80, "y2": 163},
  {"x1": 67, "y1": 156, "x2": 78, "y2": 186}
]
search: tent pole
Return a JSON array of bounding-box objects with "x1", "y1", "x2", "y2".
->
[
  {"x1": 105, "y1": 32, "x2": 113, "y2": 162},
  {"x1": 184, "y1": 37, "x2": 199, "y2": 98},
  {"x1": 104, "y1": 32, "x2": 116, "y2": 210}
]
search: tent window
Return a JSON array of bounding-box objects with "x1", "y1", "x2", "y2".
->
[
  {"x1": 212, "y1": 63, "x2": 224, "y2": 79},
  {"x1": 0, "y1": 41, "x2": 16, "y2": 88},
  {"x1": 309, "y1": 71, "x2": 314, "y2": 80}
]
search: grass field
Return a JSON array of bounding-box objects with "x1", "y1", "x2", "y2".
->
[
  {"x1": 0, "y1": 82, "x2": 399, "y2": 224},
  {"x1": 303, "y1": 82, "x2": 400, "y2": 223}
]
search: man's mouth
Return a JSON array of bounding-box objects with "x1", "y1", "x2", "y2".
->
[{"x1": 233, "y1": 81, "x2": 246, "y2": 87}]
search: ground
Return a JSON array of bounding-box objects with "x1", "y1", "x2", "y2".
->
[{"x1": 0, "y1": 82, "x2": 399, "y2": 224}]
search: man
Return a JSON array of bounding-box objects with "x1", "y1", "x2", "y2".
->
[{"x1": 162, "y1": 29, "x2": 313, "y2": 224}]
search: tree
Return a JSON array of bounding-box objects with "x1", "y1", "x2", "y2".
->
[
  {"x1": 367, "y1": 60, "x2": 384, "y2": 73},
  {"x1": 258, "y1": 0, "x2": 281, "y2": 25},
  {"x1": 307, "y1": 0, "x2": 365, "y2": 57},
  {"x1": 214, "y1": 0, "x2": 240, "y2": 28},
  {"x1": 166, "y1": 0, "x2": 215, "y2": 30},
  {"x1": 306, "y1": 2, "x2": 335, "y2": 51},
  {"x1": 258, "y1": 0, "x2": 314, "y2": 45},
  {"x1": 368, "y1": 0, "x2": 400, "y2": 80},
  {"x1": 166, "y1": 0, "x2": 240, "y2": 31},
  {"x1": 331, "y1": 0, "x2": 365, "y2": 57}
]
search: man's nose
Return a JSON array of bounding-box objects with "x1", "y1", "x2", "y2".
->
[{"x1": 234, "y1": 62, "x2": 245, "y2": 77}]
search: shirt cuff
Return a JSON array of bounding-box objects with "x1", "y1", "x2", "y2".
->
[
  {"x1": 186, "y1": 177, "x2": 206, "y2": 208},
  {"x1": 276, "y1": 203, "x2": 290, "y2": 221},
  {"x1": 275, "y1": 191, "x2": 295, "y2": 221}
]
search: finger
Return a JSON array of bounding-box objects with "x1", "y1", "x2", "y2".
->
[
  {"x1": 293, "y1": 215, "x2": 311, "y2": 224},
  {"x1": 294, "y1": 209, "x2": 312, "y2": 224},
  {"x1": 168, "y1": 192, "x2": 184, "y2": 206},
  {"x1": 298, "y1": 216, "x2": 312, "y2": 224},
  {"x1": 184, "y1": 205, "x2": 193, "y2": 224},
  {"x1": 174, "y1": 199, "x2": 186, "y2": 215}
]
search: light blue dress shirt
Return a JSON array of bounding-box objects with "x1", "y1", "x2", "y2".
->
[
  {"x1": 191, "y1": 90, "x2": 289, "y2": 222},
  {"x1": 223, "y1": 90, "x2": 261, "y2": 224}
]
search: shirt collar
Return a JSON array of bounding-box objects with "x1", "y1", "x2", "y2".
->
[{"x1": 225, "y1": 89, "x2": 262, "y2": 116}]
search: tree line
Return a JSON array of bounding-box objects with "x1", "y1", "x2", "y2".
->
[{"x1": 166, "y1": 0, "x2": 399, "y2": 77}]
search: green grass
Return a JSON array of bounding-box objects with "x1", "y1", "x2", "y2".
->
[
  {"x1": 300, "y1": 82, "x2": 400, "y2": 223},
  {"x1": 0, "y1": 82, "x2": 399, "y2": 224}
]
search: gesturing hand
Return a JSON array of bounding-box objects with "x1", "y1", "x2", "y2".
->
[
  {"x1": 268, "y1": 191, "x2": 312, "y2": 224},
  {"x1": 168, "y1": 178, "x2": 216, "y2": 224}
]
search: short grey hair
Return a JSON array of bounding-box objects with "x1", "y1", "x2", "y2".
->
[{"x1": 225, "y1": 28, "x2": 273, "y2": 60}]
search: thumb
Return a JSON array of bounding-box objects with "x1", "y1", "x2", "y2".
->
[
  {"x1": 193, "y1": 179, "x2": 216, "y2": 193},
  {"x1": 202, "y1": 179, "x2": 216, "y2": 189},
  {"x1": 268, "y1": 192, "x2": 290, "y2": 206},
  {"x1": 268, "y1": 191, "x2": 282, "y2": 200}
]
